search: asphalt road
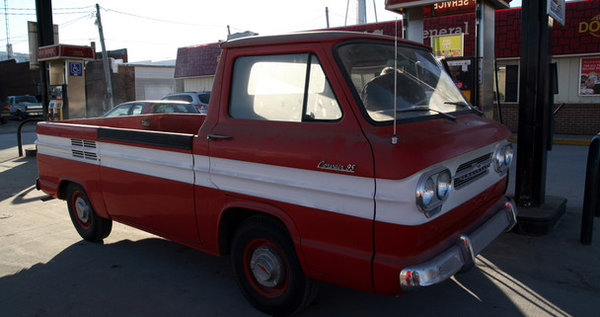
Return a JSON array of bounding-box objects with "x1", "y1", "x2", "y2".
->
[{"x1": 0, "y1": 123, "x2": 598, "y2": 316}]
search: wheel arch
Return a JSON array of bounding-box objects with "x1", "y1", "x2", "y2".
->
[
  {"x1": 57, "y1": 178, "x2": 110, "y2": 219},
  {"x1": 217, "y1": 201, "x2": 307, "y2": 272}
]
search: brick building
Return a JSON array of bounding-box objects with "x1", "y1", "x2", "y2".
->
[{"x1": 175, "y1": 0, "x2": 599, "y2": 134}]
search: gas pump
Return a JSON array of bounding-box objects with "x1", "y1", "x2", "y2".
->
[
  {"x1": 445, "y1": 56, "x2": 477, "y2": 106},
  {"x1": 48, "y1": 85, "x2": 66, "y2": 121},
  {"x1": 37, "y1": 44, "x2": 94, "y2": 120}
]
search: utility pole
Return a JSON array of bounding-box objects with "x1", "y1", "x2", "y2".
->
[
  {"x1": 96, "y1": 3, "x2": 113, "y2": 111},
  {"x1": 325, "y1": 7, "x2": 330, "y2": 28},
  {"x1": 4, "y1": 0, "x2": 11, "y2": 59},
  {"x1": 357, "y1": 0, "x2": 366, "y2": 24},
  {"x1": 35, "y1": 0, "x2": 53, "y2": 119}
]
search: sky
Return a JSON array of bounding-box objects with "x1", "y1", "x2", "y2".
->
[{"x1": 3, "y1": 0, "x2": 526, "y2": 63}]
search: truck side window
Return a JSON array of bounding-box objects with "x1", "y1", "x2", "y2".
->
[{"x1": 230, "y1": 53, "x2": 341, "y2": 122}]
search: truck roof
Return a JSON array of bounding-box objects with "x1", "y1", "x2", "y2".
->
[{"x1": 221, "y1": 31, "x2": 430, "y2": 50}]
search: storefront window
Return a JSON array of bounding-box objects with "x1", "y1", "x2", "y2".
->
[{"x1": 495, "y1": 65, "x2": 519, "y2": 103}]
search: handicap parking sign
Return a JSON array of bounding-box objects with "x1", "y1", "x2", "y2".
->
[{"x1": 69, "y1": 62, "x2": 83, "y2": 77}]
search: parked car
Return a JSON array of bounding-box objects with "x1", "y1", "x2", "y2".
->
[
  {"x1": 6, "y1": 95, "x2": 43, "y2": 120},
  {"x1": 161, "y1": 92, "x2": 210, "y2": 114},
  {"x1": 103, "y1": 100, "x2": 199, "y2": 117},
  {"x1": 0, "y1": 100, "x2": 9, "y2": 124}
]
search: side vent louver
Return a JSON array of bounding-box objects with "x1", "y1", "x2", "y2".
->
[{"x1": 71, "y1": 139, "x2": 98, "y2": 161}]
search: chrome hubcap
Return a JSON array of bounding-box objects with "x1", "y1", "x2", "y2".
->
[
  {"x1": 74, "y1": 196, "x2": 90, "y2": 224},
  {"x1": 249, "y1": 245, "x2": 284, "y2": 287}
]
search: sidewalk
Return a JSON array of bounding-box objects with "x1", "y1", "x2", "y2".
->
[{"x1": 508, "y1": 134, "x2": 598, "y2": 146}]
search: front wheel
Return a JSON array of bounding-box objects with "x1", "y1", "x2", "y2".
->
[
  {"x1": 231, "y1": 216, "x2": 317, "y2": 316},
  {"x1": 66, "y1": 184, "x2": 112, "y2": 242}
]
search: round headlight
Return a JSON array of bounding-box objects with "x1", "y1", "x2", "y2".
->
[
  {"x1": 421, "y1": 177, "x2": 435, "y2": 206},
  {"x1": 436, "y1": 170, "x2": 451, "y2": 200},
  {"x1": 504, "y1": 145, "x2": 514, "y2": 167},
  {"x1": 495, "y1": 150, "x2": 505, "y2": 169}
]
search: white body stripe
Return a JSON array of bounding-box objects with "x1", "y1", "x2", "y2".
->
[
  {"x1": 206, "y1": 156, "x2": 375, "y2": 219},
  {"x1": 376, "y1": 142, "x2": 506, "y2": 225},
  {"x1": 99, "y1": 142, "x2": 195, "y2": 184},
  {"x1": 36, "y1": 134, "x2": 507, "y2": 226}
]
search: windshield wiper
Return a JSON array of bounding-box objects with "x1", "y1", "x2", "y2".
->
[
  {"x1": 444, "y1": 101, "x2": 483, "y2": 115},
  {"x1": 396, "y1": 106, "x2": 456, "y2": 121}
]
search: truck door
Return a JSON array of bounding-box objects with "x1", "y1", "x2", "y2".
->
[{"x1": 204, "y1": 49, "x2": 375, "y2": 289}]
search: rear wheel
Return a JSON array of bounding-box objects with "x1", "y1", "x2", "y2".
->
[
  {"x1": 231, "y1": 216, "x2": 317, "y2": 316},
  {"x1": 66, "y1": 184, "x2": 112, "y2": 242}
]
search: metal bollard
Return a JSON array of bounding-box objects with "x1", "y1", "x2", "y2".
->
[
  {"x1": 17, "y1": 119, "x2": 43, "y2": 157},
  {"x1": 581, "y1": 133, "x2": 600, "y2": 245}
]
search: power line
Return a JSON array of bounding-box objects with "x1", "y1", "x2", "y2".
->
[
  {"x1": 0, "y1": 6, "x2": 94, "y2": 11},
  {"x1": 1, "y1": 11, "x2": 93, "y2": 16},
  {"x1": 100, "y1": 6, "x2": 222, "y2": 28}
]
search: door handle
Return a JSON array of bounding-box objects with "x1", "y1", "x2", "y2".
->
[
  {"x1": 140, "y1": 117, "x2": 151, "y2": 127},
  {"x1": 207, "y1": 134, "x2": 232, "y2": 141}
]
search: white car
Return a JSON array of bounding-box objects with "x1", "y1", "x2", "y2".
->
[{"x1": 161, "y1": 92, "x2": 210, "y2": 115}]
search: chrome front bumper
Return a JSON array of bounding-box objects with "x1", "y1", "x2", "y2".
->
[{"x1": 399, "y1": 198, "x2": 518, "y2": 290}]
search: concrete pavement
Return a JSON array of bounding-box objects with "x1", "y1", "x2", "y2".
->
[{"x1": 0, "y1": 120, "x2": 598, "y2": 316}]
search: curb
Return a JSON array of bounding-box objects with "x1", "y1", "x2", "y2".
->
[{"x1": 508, "y1": 137, "x2": 591, "y2": 146}]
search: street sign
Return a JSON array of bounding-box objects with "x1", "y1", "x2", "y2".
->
[
  {"x1": 548, "y1": 0, "x2": 566, "y2": 25},
  {"x1": 69, "y1": 62, "x2": 83, "y2": 77}
]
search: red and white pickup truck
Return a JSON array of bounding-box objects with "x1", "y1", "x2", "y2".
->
[{"x1": 36, "y1": 31, "x2": 517, "y2": 315}]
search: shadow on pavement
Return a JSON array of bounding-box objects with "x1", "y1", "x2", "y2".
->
[
  {"x1": 0, "y1": 234, "x2": 546, "y2": 317},
  {"x1": 0, "y1": 238, "x2": 258, "y2": 317},
  {"x1": 0, "y1": 157, "x2": 38, "y2": 202}
]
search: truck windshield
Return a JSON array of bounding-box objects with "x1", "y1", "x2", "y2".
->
[{"x1": 337, "y1": 42, "x2": 472, "y2": 122}]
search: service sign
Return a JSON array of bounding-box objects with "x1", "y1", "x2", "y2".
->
[
  {"x1": 428, "y1": 0, "x2": 476, "y2": 16},
  {"x1": 386, "y1": 0, "x2": 510, "y2": 11},
  {"x1": 579, "y1": 57, "x2": 600, "y2": 96}
]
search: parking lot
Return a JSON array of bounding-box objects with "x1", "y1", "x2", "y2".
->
[{"x1": 1, "y1": 120, "x2": 598, "y2": 316}]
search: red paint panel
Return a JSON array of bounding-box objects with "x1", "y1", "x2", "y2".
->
[
  {"x1": 364, "y1": 114, "x2": 511, "y2": 180},
  {"x1": 372, "y1": 179, "x2": 507, "y2": 294},
  {"x1": 37, "y1": 122, "x2": 98, "y2": 140},
  {"x1": 195, "y1": 187, "x2": 375, "y2": 292},
  {"x1": 100, "y1": 166, "x2": 199, "y2": 244},
  {"x1": 65, "y1": 113, "x2": 205, "y2": 135},
  {"x1": 36, "y1": 153, "x2": 109, "y2": 218}
]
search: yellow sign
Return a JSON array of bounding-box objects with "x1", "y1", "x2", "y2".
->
[
  {"x1": 579, "y1": 15, "x2": 600, "y2": 38},
  {"x1": 431, "y1": 34, "x2": 464, "y2": 57}
]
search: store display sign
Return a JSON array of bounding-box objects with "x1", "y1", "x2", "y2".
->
[
  {"x1": 431, "y1": 34, "x2": 464, "y2": 57},
  {"x1": 579, "y1": 57, "x2": 600, "y2": 96},
  {"x1": 548, "y1": 0, "x2": 566, "y2": 26}
]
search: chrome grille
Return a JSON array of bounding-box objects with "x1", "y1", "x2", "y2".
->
[{"x1": 454, "y1": 153, "x2": 492, "y2": 189}]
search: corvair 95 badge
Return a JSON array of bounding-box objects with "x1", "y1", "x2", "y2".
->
[{"x1": 317, "y1": 161, "x2": 356, "y2": 173}]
